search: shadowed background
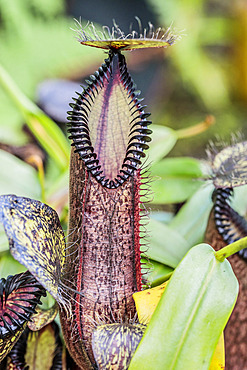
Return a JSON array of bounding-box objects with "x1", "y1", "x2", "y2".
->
[{"x1": 0, "y1": 0, "x2": 246, "y2": 157}]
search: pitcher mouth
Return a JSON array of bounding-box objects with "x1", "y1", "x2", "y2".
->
[
  {"x1": 0, "y1": 271, "x2": 46, "y2": 340},
  {"x1": 68, "y1": 51, "x2": 152, "y2": 189}
]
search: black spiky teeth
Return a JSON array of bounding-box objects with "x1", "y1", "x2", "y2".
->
[
  {"x1": 213, "y1": 187, "x2": 237, "y2": 244},
  {"x1": 213, "y1": 188, "x2": 247, "y2": 261},
  {"x1": 7, "y1": 327, "x2": 28, "y2": 368},
  {"x1": 0, "y1": 271, "x2": 46, "y2": 339},
  {"x1": 67, "y1": 51, "x2": 152, "y2": 189}
]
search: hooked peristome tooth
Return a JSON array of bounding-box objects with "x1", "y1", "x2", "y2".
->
[{"x1": 67, "y1": 52, "x2": 152, "y2": 189}]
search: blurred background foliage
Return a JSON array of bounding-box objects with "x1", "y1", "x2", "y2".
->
[
  {"x1": 0, "y1": 0, "x2": 247, "y2": 285},
  {"x1": 1, "y1": 0, "x2": 247, "y2": 148}
]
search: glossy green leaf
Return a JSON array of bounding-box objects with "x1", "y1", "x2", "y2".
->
[
  {"x1": 170, "y1": 184, "x2": 214, "y2": 246},
  {"x1": 24, "y1": 111, "x2": 70, "y2": 172},
  {"x1": 150, "y1": 158, "x2": 203, "y2": 204},
  {"x1": 146, "y1": 218, "x2": 190, "y2": 268},
  {"x1": 151, "y1": 157, "x2": 203, "y2": 178},
  {"x1": 150, "y1": 211, "x2": 173, "y2": 224},
  {"x1": 209, "y1": 332, "x2": 225, "y2": 370},
  {"x1": 133, "y1": 281, "x2": 225, "y2": 370},
  {"x1": 151, "y1": 178, "x2": 202, "y2": 204},
  {"x1": 129, "y1": 243, "x2": 238, "y2": 370},
  {"x1": 147, "y1": 125, "x2": 177, "y2": 164},
  {"x1": 142, "y1": 258, "x2": 174, "y2": 287}
]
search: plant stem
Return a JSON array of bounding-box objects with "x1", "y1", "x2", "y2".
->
[
  {"x1": 215, "y1": 236, "x2": 247, "y2": 262},
  {"x1": 176, "y1": 115, "x2": 215, "y2": 139}
]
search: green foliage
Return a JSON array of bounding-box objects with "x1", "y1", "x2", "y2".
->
[
  {"x1": 144, "y1": 259, "x2": 173, "y2": 287},
  {"x1": 130, "y1": 244, "x2": 238, "y2": 369},
  {"x1": 0, "y1": 0, "x2": 102, "y2": 145},
  {"x1": 150, "y1": 157, "x2": 203, "y2": 204},
  {"x1": 169, "y1": 184, "x2": 214, "y2": 246},
  {"x1": 147, "y1": 218, "x2": 190, "y2": 268},
  {"x1": 147, "y1": 0, "x2": 230, "y2": 110},
  {"x1": 0, "y1": 2, "x2": 245, "y2": 367},
  {"x1": 148, "y1": 125, "x2": 177, "y2": 163}
]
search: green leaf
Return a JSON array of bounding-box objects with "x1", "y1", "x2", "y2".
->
[
  {"x1": 169, "y1": 184, "x2": 214, "y2": 246},
  {"x1": 150, "y1": 156, "x2": 203, "y2": 204},
  {"x1": 129, "y1": 243, "x2": 238, "y2": 370},
  {"x1": 146, "y1": 218, "x2": 190, "y2": 268},
  {"x1": 0, "y1": 149, "x2": 41, "y2": 198},
  {"x1": 147, "y1": 125, "x2": 177, "y2": 164},
  {"x1": 25, "y1": 324, "x2": 58, "y2": 370},
  {"x1": 151, "y1": 178, "x2": 202, "y2": 204},
  {"x1": 23, "y1": 111, "x2": 70, "y2": 171},
  {"x1": 231, "y1": 184, "x2": 247, "y2": 216},
  {"x1": 142, "y1": 258, "x2": 174, "y2": 287},
  {"x1": 150, "y1": 211, "x2": 173, "y2": 224},
  {"x1": 151, "y1": 157, "x2": 203, "y2": 178}
]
